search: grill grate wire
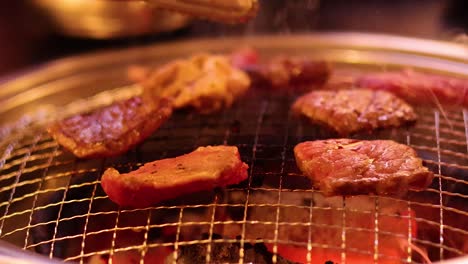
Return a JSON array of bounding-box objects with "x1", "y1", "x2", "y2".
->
[
  {"x1": 406, "y1": 132, "x2": 414, "y2": 264},
  {"x1": 238, "y1": 100, "x2": 268, "y2": 264},
  {"x1": 0, "y1": 82, "x2": 467, "y2": 263},
  {"x1": 78, "y1": 158, "x2": 105, "y2": 264},
  {"x1": 435, "y1": 111, "x2": 445, "y2": 261},
  {"x1": 0, "y1": 134, "x2": 43, "y2": 238}
]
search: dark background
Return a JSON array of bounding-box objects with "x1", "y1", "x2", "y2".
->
[{"x1": 2, "y1": 0, "x2": 468, "y2": 78}]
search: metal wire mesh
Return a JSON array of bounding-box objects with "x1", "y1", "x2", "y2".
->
[
  {"x1": 0, "y1": 66, "x2": 468, "y2": 263},
  {"x1": 0, "y1": 85, "x2": 468, "y2": 263}
]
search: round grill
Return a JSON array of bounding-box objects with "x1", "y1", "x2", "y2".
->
[{"x1": 0, "y1": 34, "x2": 467, "y2": 263}]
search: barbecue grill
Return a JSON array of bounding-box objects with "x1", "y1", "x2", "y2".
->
[{"x1": 0, "y1": 33, "x2": 467, "y2": 263}]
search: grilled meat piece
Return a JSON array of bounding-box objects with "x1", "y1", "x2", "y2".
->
[
  {"x1": 229, "y1": 48, "x2": 331, "y2": 90},
  {"x1": 262, "y1": 57, "x2": 331, "y2": 88},
  {"x1": 48, "y1": 97, "x2": 172, "y2": 159},
  {"x1": 356, "y1": 69, "x2": 468, "y2": 107},
  {"x1": 294, "y1": 139, "x2": 434, "y2": 196},
  {"x1": 292, "y1": 89, "x2": 417, "y2": 136},
  {"x1": 229, "y1": 47, "x2": 259, "y2": 70},
  {"x1": 143, "y1": 53, "x2": 250, "y2": 114},
  {"x1": 101, "y1": 146, "x2": 248, "y2": 208},
  {"x1": 247, "y1": 56, "x2": 331, "y2": 90}
]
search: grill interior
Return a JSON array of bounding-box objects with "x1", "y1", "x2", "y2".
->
[{"x1": 0, "y1": 34, "x2": 467, "y2": 263}]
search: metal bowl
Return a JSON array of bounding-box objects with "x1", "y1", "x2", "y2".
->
[{"x1": 33, "y1": 0, "x2": 191, "y2": 39}]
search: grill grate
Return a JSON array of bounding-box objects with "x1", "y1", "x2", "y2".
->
[
  {"x1": 1, "y1": 36, "x2": 468, "y2": 263},
  {"x1": 0, "y1": 87, "x2": 467, "y2": 264}
]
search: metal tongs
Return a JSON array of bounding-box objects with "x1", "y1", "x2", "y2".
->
[{"x1": 147, "y1": 0, "x2": 259, "y2": 23}]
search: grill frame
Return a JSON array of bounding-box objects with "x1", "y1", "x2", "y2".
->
[{"x1": 0, "y1": 33, "x2": 467, "y2": 263}]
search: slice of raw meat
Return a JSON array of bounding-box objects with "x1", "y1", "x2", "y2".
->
[
  {"x1": 292, "y1": 89, "x2": 417, "y2": 136},
  {"x1": 356, "y1": 69, "x2": 468, "y2": 107},
  {"x1": 294, "y1": 139, "x2": 434, "y2": 196},
  {"x1": 101, "y1": 145, "x2": 248, "y2": 208},
  {"x1": 48, "y1": 97, "x2": 172, "y2": 159}
]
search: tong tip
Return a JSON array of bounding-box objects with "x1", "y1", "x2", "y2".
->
[{"x1": 150, "y1": 0, "x2": 259, "y2": 24}]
